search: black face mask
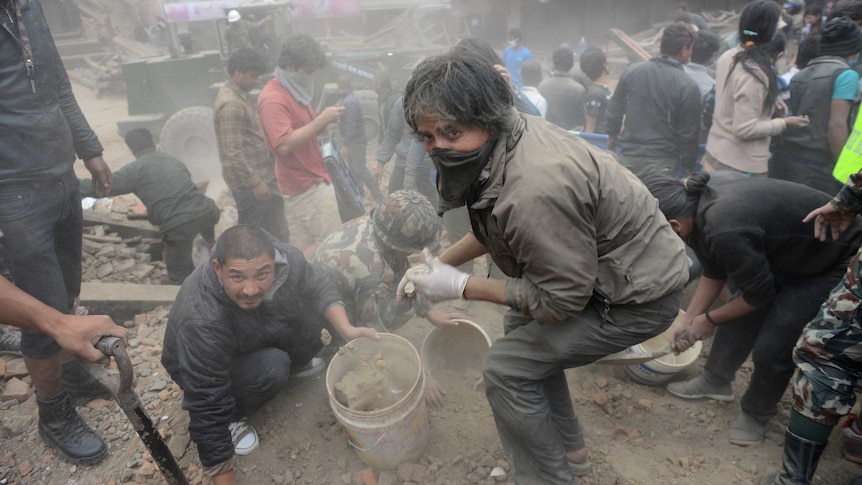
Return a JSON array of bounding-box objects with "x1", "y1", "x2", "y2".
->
[{"x1": 430, "y1": 138, "x2": 497, "y2": 203}]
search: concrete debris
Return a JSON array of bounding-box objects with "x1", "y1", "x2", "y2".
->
[
  {"x1": 3, "y1": 359, "x2": 27, "y2": 379},
  {"x1": 1, "y1": 378, "x2": 32, "y2": 403}
]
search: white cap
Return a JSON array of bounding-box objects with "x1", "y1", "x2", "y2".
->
[{"x1": 227, "y1": 10, "x2": 241, "y2": 23}]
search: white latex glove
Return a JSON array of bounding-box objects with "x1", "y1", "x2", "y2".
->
[{"x1": 401, "y1": 249, "x2": 470, "y2": 302}]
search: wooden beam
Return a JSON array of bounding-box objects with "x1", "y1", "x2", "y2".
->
[{"x1": 83, "y1": 210, "x2": 160, "y2": 239}]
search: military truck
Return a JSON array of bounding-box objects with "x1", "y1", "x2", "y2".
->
[
  {"x1": 115, "y1": 2, "x2": 291, "y2": 183},
  {"x1": 116, "y1": 2, "x2": 453, "y2": 183}
]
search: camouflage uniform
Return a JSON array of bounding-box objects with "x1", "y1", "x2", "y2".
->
[
  {"x1": 225, "y1": 20, "x2": 253, "y2": 54},
  {"x1": 314, "y1": 217, "x2": 432, "y2": 332},
  {"x1": 793, "y1": 171, "x2": 862, "y2": 426}
]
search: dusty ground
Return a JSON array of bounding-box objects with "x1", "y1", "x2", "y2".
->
[{"x1": 1, "y1": 81, "x2": 861, "y2": 485}]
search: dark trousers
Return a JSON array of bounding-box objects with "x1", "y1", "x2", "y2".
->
[
  {"x1": 346, "y1": 141, "x2": 383, "y2": 201},
  {"x1": 230, "y1": 348, "x2": 292, "y2": 417},
  {"x1": 232, "y1": 181, "x2": 289, "y2": 242},
  {"x1": 162, "y1": 210, "x2": 218, "y2": 284},
  {"x1": 484, "y1": 289, "x2": 682, "y2": 484},
  {"x1": 0, "y1": 168, "x2": 82, "y2": 359},
  {"x1": 703, "y1": 270, "x2": 847, "y2": 424}
]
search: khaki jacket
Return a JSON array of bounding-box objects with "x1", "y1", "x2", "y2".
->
[{"x1": 469, "y1": 112, "x2": 688, "y2": 324}]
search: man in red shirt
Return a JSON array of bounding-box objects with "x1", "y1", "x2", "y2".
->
[{"x1": 258, "y1": 34, "x2": 344, "y2": 257}]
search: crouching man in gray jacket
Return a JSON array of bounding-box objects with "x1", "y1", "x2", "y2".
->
[{"x1": 161, "y1": 225, "x2": 377, "y2": 485}]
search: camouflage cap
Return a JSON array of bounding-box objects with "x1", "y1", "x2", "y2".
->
[{"x1": 371, "y1": 190, "x2": 441, "y2": 253}]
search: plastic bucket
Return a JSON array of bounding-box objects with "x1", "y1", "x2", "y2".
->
[
  {"x1": 624, "y1": 311, "x2": 703, "y2": 386},
  {"x1": 420, "y1": 319, "x2": 492, "y2": 375},
  {"x1": 325, "y1": 334, "x2": 428, "y2": 469}
]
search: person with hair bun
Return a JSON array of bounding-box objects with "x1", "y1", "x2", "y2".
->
[
  {"x1": 704, "y1": 1, "x2": 809, "y2": 176},
  {"x1": 642, "y1": 172, "x2": 862, "y2": 448}
]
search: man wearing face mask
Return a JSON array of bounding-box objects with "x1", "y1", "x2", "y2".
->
[
  {"x1": 258, "y1": 34, "x2": 345, "y2": 258},
  {"x1": 502, "y1": 27, "x2": 533, "y2": 90},
  {"x1": 398, "y1": 50, "x2": 689, "y2": 484}
]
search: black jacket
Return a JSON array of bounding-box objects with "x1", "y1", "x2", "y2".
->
[
  {"x1": 161, "y1": 237, "x2": 343, "y2": 468},
  {"x1": 690, "y1": 175, "x2": 862, "y2": 309},
  {"x1": 0, "y1": 0, "x2": 103, "y2": 181},
  {"x1": 785, "y1": 56, "x2": 851, "y2": 165},
  {"x1": 606, "y1": 57, "x2": 701, "y2": 170},
  {"x1": 80, "y1": 149, "x2": 219, "y2": 233}
]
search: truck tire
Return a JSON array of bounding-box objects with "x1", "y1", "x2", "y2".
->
[
  {"x1": 363, "y1": 115, "x2": 381, "y2": 143},
  {"x1": 159, "y1": 107, "x2": 219, "y2": 184}
]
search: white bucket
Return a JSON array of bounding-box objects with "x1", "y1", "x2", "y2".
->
[
  {"x1": 325, "y1": 334, "x2": 428, "y2": 469},
  {"x1": 624, "y1": 311, "x2": 703, "y2": 386},
  {"x1": 420, "y1": 319, "x2": 492, "y2": 375}
]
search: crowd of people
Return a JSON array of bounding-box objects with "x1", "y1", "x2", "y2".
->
[{"x1": 7, "y1": 0, "x2": 862, "y2": 484}]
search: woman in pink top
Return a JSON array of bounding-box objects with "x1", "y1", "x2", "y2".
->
[{"x1": 704, "y1": 1, "x2": 808, "y2": 176}]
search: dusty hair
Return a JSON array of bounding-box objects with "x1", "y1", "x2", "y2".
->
[
  {"x1": 278, "y1": 34, "x2": 326, "y2": 70},
  {"x1": 215, "y1": 225, "x2": 275, "y2": 265},
  {"x1": 124, "y1": 128, "x2": 156, "y2": 155},
  {"x1": 227, "y1": 48, "x2": 267, "y2": 75},
  {"x1": 661, "y1": 22, "x2": 696, "y2": 56},
  {"x1": 403, "y1": 51, "x2": 513, "y2": 135}
]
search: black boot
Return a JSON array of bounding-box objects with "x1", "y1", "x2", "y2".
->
[
  {"x1": 766, "y1": 430, "x2": 827, "y2": 485},
  {"x1": 62, "y1": 358, "x2": 112, "y2": 405},
  {"x1": 38, "y1": 390, "x2": 107, "y2": 464}
]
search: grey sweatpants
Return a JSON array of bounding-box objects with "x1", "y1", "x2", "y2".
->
[{"x1": 484, "y1": 289, "x2": 682, "y2": 484}]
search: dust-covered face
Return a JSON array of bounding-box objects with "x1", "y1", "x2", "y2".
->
[
  {"x1": 415, "y1": 114, "x2": 490, "y2": 154},
  {"x1": 236, "y1": 70, "x2": 262, "y2": 92},
  {"x1": 213, "y1": 254, "x2": 275, "y2": 310},
  {"x1": 416, "y1": 113, "x2": 495, "y2": 203}
]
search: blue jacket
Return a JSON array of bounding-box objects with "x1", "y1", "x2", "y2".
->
[
  {"x1": 338, "y1": 91, "x2": 366, "y2": 144},
  {"x1": 0, "y1": 0, "x2": 103, "y2": 181}
]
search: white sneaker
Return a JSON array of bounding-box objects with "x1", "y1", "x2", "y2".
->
[
  {"x1": 291, "y1": 357, "x2": 326, "y2": 378},
  {"x1": 228, "y1": 418, "x2": 259, "y2": 456}
]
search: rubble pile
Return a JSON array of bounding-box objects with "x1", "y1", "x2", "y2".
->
[
  {"x1": 0, "y1": 308, "x2": 210, "y2": 484},
  {"x1": 61, "y1": 0, "x2": 164, "y2": 95},
  {"x1": 81, "y1": 224, "x2": 167, "y2": 285},
  {"x1": 605, "y1": 9, "x2": 741, "y2": 69}
]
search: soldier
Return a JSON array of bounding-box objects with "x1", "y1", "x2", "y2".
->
[
  {"x1": 767, "y1": 170, "x2": 862, "y2": 485},
  {"x1": 313, "y1": 191, "x2": 460, "y2": 407},
  {"x1": 314, "y1": 191, "x2": 459, "y2": 333},
  {"x1": 224, "y1": 10, "x2": 270, "y2": 55}
]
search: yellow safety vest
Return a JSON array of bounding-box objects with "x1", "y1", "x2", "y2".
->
[{"x1": 834, "y1": 112, "x2": 862, "y2": 182}]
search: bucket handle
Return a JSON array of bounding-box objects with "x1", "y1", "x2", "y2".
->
[{"x1": 348, "y1": 432, "x2": 388, "y2": 452}]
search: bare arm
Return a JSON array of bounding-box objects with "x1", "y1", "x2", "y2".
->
[
  {"x1": 682, "y1": 275, "x2": 726, "y2": 318},
  {"x1": 585, "y1": 115, "x2": 597, "y2": 134},
  {"x1": 211, "y1": 471, "x2": 236, "y2": 485},
  {"x1": 0, "y1": 277, "x2": 127, "y2": 363},
  {"x1": 829, "y1": 99, "x2": 852, "y2": 160},
  {"x1": 462, "y1": 277, "x2": 508, "y2": 306},
  {"x1": 670, "y1": 275, "x2": 724, "y2": 350},
  {"x1": 438, "y1": 232, "x2": 488, "y2": 268},
  {"x1": 272, "y1": 106, "x2": 344, "y2": 157},
  {"x1": 324, "y1": 305, "x2": 378, "y2": 341}
]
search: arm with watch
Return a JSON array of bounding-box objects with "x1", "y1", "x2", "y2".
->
[{"x1": 669, "y1": 274, "x2": 759, "y2": 352}]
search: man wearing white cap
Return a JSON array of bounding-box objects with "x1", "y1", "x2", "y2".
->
[{"x1": 225, "y1": 9, "x2": 270, "y2": 54}]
